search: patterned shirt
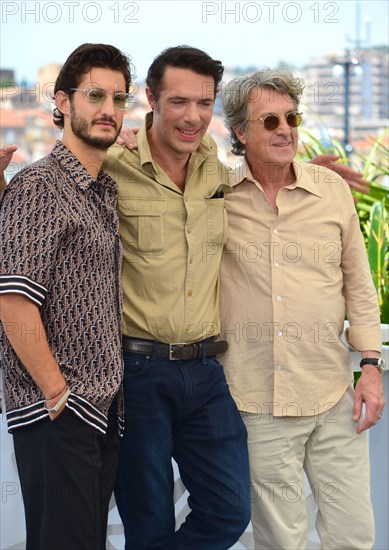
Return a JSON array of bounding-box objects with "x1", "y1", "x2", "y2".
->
[{"x1": 0, "y1": 141, "x2": 123, "y2": 434}]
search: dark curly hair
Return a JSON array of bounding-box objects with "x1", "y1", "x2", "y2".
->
[{"x1": 53, "y1": 43, "x2": 132, "y2": 128}]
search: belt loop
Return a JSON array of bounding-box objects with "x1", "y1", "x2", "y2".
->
[
  {"x1": 150, "y1": 341, "x2": 158, "y2": 366},
  {"x1": 201, "y1": 342, "x2": 208, "y2": 366}
]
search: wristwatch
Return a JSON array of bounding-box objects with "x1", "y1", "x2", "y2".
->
[{"x1": 359, "y1": 357, "x2": 386, "y2": 373}]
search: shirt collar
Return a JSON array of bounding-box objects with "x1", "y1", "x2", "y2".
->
[
  {"x1": 51, "y1": 140, "x2": 103, "y2": 190},
  {"x1": 231, "y1": 157, "x2": 252, "y2": 187},
  {"x1": 233, "y1": 156, "x2": 322, "y2": 198},
  {"x1": 136, "y1": 112, "x2": 155, "y2": 170}
]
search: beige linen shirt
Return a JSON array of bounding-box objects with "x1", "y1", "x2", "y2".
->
[
  {"x1": 220, "y1": 159, "x2": 381, "y2": 416},
  {"x1": 104, "y1": 114, "x2": 231, "y2": 343}
]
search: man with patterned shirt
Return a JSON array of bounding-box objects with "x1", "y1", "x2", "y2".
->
[{"x1": 0, "y1": 43, "x2": 132, "y2": 550}]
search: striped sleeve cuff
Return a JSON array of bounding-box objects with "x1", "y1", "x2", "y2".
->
[{"x1": 0, "y1": 275, "x2": 47, "y2": 307}]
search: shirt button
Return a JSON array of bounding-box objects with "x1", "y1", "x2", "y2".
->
[
  {"x1": 273, "y1": 228, "x2": 278, "y2": 235},
  {"x1": 188, "y1": 290, "x2": 193, "y2": 297},
  {"x1": 277, "y1": 331, "x2": 283, "y2": 337},
  {"x1": 276, "y1": 365, "x2": 283, "y2": 371},
  {"x1": 189, "y1": 257, "x2": 193, "y2": 264},
  {"x1": 187, "y1": 228, "x2": 192, "y2": 234},
  {"x1": 274, "y1": 262, "x2": 279, "y2": 268},
  {"x1": 276, "y1": 295, "x2": 282, "y2": 301}
]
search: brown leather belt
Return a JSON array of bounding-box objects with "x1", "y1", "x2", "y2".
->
[{"x1": 122, "y1": 337, "x2": 228, "y2": 361}]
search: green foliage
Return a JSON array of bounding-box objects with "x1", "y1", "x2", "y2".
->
[
  {"x1": 298, "y1": 129, "x2": 349, "y2": 162},
  {"x1": 360, "y1": 128, "x2": 389, "y2": 182},
  {"x1": 354, "y1": 131, "x2": 389, "y2": 324},
  {"x1": 367, "y1": 202, "x2": 388, "y2": 323}
]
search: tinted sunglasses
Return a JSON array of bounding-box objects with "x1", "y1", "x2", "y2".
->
[
  {"x1": 248, "y1": 111, "x2": 303, "y2": 131},
  {"x1": 69, "y1": 88, "x2": 132, "y2": 110}
]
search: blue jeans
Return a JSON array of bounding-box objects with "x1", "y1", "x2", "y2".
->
[{"x1": 115, "y1": 345, "x2": 250, "y2": 549}]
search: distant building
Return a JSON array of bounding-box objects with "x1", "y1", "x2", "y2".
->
[
  {"x1": 0, "y1": 63, "x2": 61, "y2": 110},
  {"x1": 302, "y1": 47, "x2": 389, "y2": 146},
  {"x1": 359, "y1": 47, "x2": 389, "y2": 120},
  {"x1": 37, "y1": 63, "x2": 62, "y2": 108},
  {"x1": 0, "y1": 108, "x2": 59, "y2": 164}
]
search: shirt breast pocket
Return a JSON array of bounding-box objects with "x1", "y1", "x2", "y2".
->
[
  {"x1": 206, "y1": 198, "x2": 228, "y2": 246},
  {"x1": 118, "y1": 198, "x2": 167, "y2": 253}
]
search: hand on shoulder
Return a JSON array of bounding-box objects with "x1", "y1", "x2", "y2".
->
[
  {"x1": 0, "y1": 144, "x2": 17, "y2": 194},
  {"x1": 310, "y1": 154, "x2": 370, "y2": 194},
  {"x1": 116, "y1": 126, "x2": 139, "y2": 150}
]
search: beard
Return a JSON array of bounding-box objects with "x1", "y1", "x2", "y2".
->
[{"x1": 70, "y1": 105, "x2": 121, "y2": 150}]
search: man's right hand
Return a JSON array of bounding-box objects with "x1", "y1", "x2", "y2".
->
[{"x1": 0, "y1": 144, "x2": 17, "y2": 194}]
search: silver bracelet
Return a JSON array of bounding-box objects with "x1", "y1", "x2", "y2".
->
[{"x1": 45, "y1": 387, "x2": 71, "y2": 413}]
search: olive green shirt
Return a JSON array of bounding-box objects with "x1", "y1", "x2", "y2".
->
[{"x1": 104, "y1": 113, "x2": 231, "y2": 343}]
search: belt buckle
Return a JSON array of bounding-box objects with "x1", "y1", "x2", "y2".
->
[{"x1": 168, "y1": 343, "x2": 188, "y2": 361}]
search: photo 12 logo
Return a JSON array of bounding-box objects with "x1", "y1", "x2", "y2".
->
[
  {"x1": 202, "y1": 2, "x2": 340, "y2": 24},
  {"x1": 1, "y1": 2, "x2": 140, "y2": 24}
]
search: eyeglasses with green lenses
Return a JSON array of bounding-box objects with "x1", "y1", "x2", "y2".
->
[
  {"x1": 69, "y1": 88, "x2": 132, "y2": 110},
  {"x1": 249, "y1": 111, "x2": 303, "y2": 131}
]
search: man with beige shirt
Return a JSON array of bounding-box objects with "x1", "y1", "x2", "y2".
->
[{"x1": 220, "y1": 69, "x2": 385, "y2": 549}]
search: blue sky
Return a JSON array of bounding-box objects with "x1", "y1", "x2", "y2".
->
[{"x1": 1, "y1": 0, "x2": 388, "y2": 83}]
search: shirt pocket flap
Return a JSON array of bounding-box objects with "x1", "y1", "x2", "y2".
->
[
  {"x1": 119, "y1": 198, "x2": 167, "y2": 217},
  {"x1": 118, "y1": 198, "x2": 167, "y2": 253}
]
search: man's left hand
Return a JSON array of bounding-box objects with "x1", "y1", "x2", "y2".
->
[
  {"x1": 0, "y1": 144, "x2": 17, "y2": 194},
  {"x1": 310, "y1": 154, "x2": 370, "y2": 194},
  {"x1": 353, "y1": 366, "x2": 386, "y2": 433},
  {"x1": 116, "y1": 126, "x2": 139, "y2": 149}
]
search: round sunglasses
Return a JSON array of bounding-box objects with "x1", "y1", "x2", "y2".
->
[
  {"x1": 248, "y1": 111, "x2": 303, "y2": 131},
  {"x1": 69, "y1": 88, "x2": 132, "y2": 110}
]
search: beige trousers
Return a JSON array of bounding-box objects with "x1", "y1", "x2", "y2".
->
[{"x1": 243, "y1": 385, "x2": 374, "y2": 549}]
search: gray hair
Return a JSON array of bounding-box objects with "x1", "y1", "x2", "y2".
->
[{"x1": 222, "y1": 68, "x2": 305, "y2": 155}]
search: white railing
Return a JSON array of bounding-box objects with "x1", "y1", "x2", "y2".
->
[{"x1": 1, "y1": 325, "x2": 388, "y2": 550}]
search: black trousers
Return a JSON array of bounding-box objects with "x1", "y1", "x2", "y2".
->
[{"x1": 13, "y1": 405, "x2": 119, "y2": 550}]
